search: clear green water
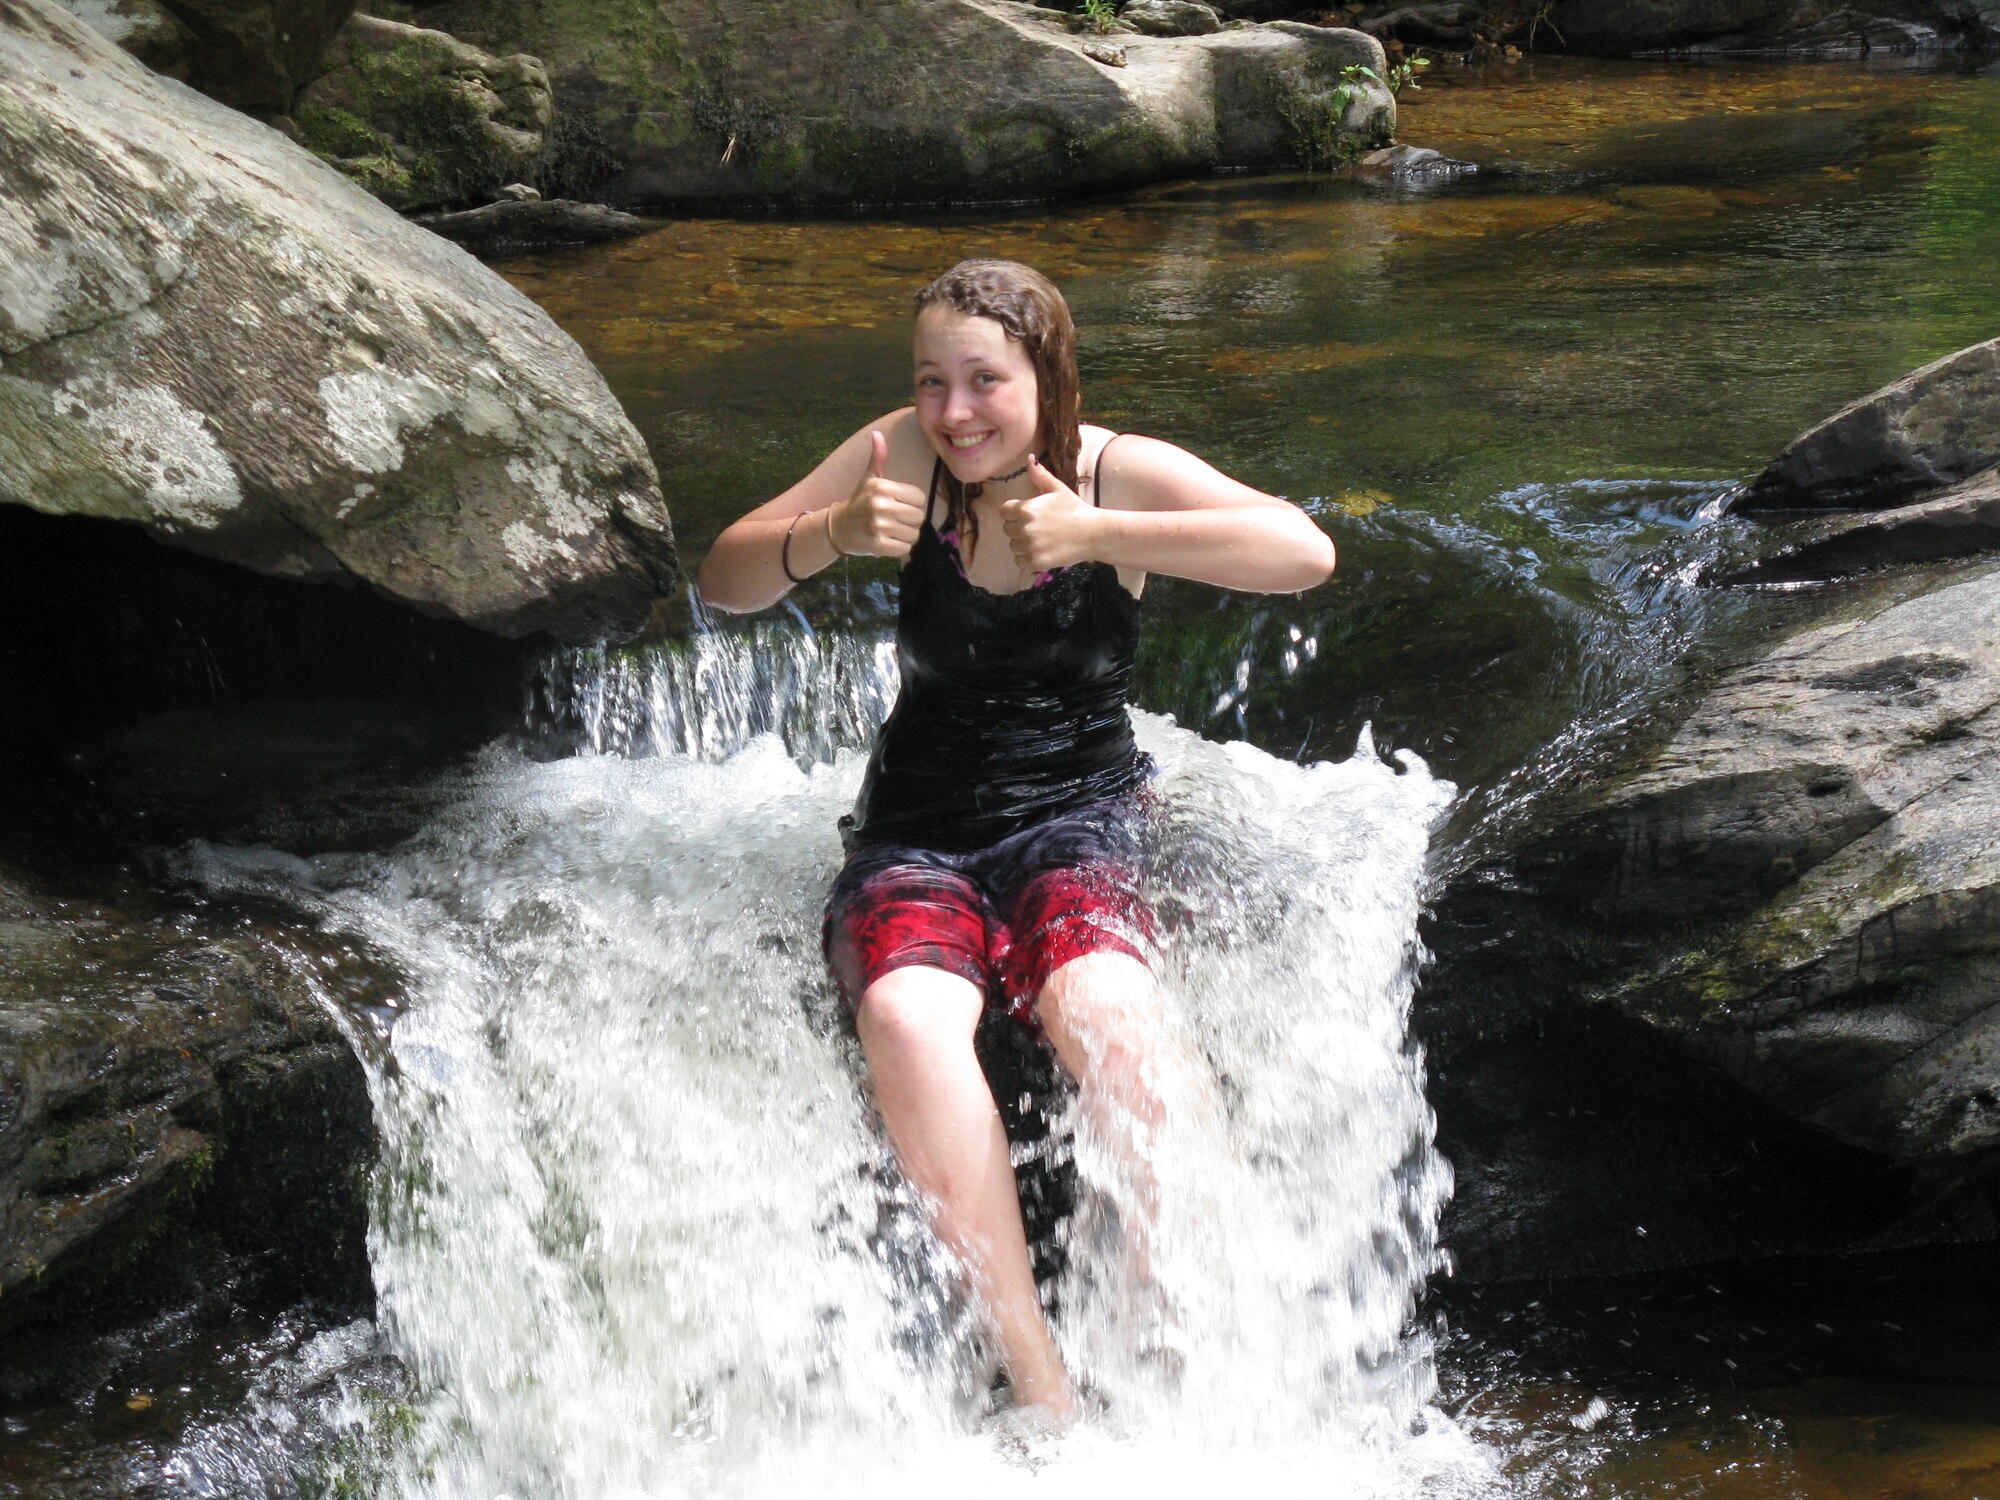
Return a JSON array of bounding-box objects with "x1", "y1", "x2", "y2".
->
[
  {"x1": 9, "y1": 53, "x2": 2000, "y2": 1500},
  {"x1": 498, "y1": 54, "x2": 2000, "y2": 827}
]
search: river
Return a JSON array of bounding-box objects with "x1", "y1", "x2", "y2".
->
[{"x1": 7, "y1": 51, "x2": 1999, "y2": 1500}]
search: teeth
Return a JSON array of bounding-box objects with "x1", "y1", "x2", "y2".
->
[{"x1": 949, "y1": 432, "x2": 990, "y2": 449}]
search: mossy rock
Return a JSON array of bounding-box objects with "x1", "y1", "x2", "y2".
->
[
  {"x1": 363, "y1": 0, "x2": 1395, "y2": 206},
  {"x1": 295, "y1": 14, "x2": 553, "y2": 211}
]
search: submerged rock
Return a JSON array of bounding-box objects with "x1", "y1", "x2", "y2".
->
[
  {"x1": 0, "y1": 0, "x2": 675, "y2": 641},
  {"x1": 293, "y1": 13, "x2": 553, "y2": 212},
  {"x1": 362, "y1": 0, "x2": 1396, "y2": 205},
  {"x1": 1735, "y1": 336, "x2": 2000, "y2": 512},
  {"x1": 1356, "y1": 142, "x2": 1477, "y2": 180},
  {"x1": 415, "y1": 198, "x2": 650, "y2": 257}
]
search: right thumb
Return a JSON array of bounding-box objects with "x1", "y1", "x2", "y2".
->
[{"x1": 868, "y1": 430, "x2": 888, "y2": 479}]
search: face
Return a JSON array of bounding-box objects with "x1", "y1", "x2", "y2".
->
[{"x1": 912, "y1": 307, "x2": 1041, "y2": 483}]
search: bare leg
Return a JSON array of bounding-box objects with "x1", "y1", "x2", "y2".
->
[
  {"x1": 1038, "y1": 952, "x2": 1215, "y2": 1301},
  {"x1": 855, "y1": 966, "x2": 1073, "y2": 1416}
]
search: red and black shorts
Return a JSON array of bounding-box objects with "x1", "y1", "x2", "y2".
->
[{"x1": 822, "y1": 796, "x2": 1153, "y2": 1028}]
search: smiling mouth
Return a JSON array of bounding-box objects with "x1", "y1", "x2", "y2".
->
[{"x1": 946, "y1": 431, "x2": 993, "y2": 450}]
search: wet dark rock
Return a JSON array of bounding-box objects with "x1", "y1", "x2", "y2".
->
[
  {"x1": 1358, "y1": 1, "x2": 1485, "y2": 44},
  {"x1": 1357, "y1": 142, "x2": 1477, "y2": 179},
  {"x1": 52, "y1": 0, "x2": 357, "y2": 111},
  {"x1": 416, "y1": 198, "x2": 650, "y2": 257},
  {"x1": 76, "y1": 697, "x2": 487, "y2": 849},
  {"x1": 0, "y1": 508, "x2": 530, "y2": 792},
  {"x1": 48, "y1": 0, "x2": 192, "y2": 76},
  {"x1": 0, "y1": 0, "x2": 676, "y2": 642},
  {"x1": 0, "y1": 858, "x2": 374, "y2": 1342},
  {"x1": 363, "y1": 0, "x2": 1395, "y2": 205},
  {"x1": 1735, "y1": 336, "x2": 2000, "y2": 512},
  {"x1": 1717, "y1": 465, "x2": 2000, "y2": 584},
  {"x1": 1424, "y1": 562, "x2": 2000, "y2": 1278},
  {"x1": 293, "y1": 13, "x2": 553, "y2": 213},
  {"x1": 1546, "y1": 0, "x2": 2000, "y2": 55},
  {"x1": 1121, "y1": 0, "x2": 1224, "y2": 35}
]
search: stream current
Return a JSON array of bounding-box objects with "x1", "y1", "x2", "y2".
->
[
  {"x1": 11, "y1": 50, "x2": 2000, "y2": 1500},
  {"x1": 175, "y1": 633, "x2": 1463, "y2": 1497}
]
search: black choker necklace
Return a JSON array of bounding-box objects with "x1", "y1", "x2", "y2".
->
[{"x1": 966, "y1": 460, "x2": 1030, "y2": 498}]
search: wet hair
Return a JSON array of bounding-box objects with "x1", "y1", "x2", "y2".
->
[{"x1": 913, "y1": 259, "x2": 1081, "y2": 563}]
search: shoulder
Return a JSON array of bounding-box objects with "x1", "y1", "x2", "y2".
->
[
  {"x1": 865, "y1": 407, "x2": 935, "y2": 484},
  {"x1": 813, "y1": 407, "x2": 933, "y2": 487},
  {"x1": 1092, "y1": 432, "x2": 1278, "y2": 512}
]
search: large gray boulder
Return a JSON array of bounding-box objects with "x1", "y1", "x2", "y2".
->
[
  {"x1": 1121, "y1": 0, "x2": 1224, "y2": 35},
  {"x1": 0, "y1": 0, "x2": 676, "y2": 641},
  {"x1": 1736, "y1": 336, "x2": 2000, "y2": 511},
  {"x1": 1616, "y1": 570, "x2": 2000, "y2": 1160},
  {"x1": 364, "y1": 0, "x2": 1395, "y2": 205},
  {"x1": 1424, "y1": 561, "x2": 2000, "y2": 1277}
]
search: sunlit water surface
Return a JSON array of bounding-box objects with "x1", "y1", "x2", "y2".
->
[{"x1": 10, "y1": 52, "x2": 2000, "y2": 1500}]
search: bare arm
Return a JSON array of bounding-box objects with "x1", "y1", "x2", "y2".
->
[
  {"x1": 695, "y1": 409, "x2": 930, "y2": 614},
  {"x1": 1003, "y1": 436, "x2": 1335, "y2": 594}
]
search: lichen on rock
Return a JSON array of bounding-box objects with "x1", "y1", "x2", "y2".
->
[{"x1": 0, "y1": 0, "x2": 675, "y2": 642}]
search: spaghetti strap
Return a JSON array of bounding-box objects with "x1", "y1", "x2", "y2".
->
[{"x1": 925, "y1": 456, "x2": 945, "y2": 529}]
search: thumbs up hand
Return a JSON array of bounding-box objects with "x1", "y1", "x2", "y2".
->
[
  {"x1": 830, "y1": 431, "x2": 929, "y2": 559},
  {"x1": 999, "y1": 455, "x2": 1100, "y2": 576}
]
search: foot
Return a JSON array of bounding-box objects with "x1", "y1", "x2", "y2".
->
[{"x1": 984, "y1": 1396, "x2": 1077, "y2": 1461}]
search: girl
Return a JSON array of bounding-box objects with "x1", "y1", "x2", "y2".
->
[{"x1": 696, "y1": 259, "x2": 1334, "y2": 1419}]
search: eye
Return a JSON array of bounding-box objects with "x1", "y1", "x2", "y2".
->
[
  {"x1": 916, "y1": 374, "x2": 944, "y2": 391},
  {"x1": 974, "y1": 370, "x2": 1000, "y2": 388}
]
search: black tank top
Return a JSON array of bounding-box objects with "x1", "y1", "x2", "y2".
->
[{"x1": 846, "y1": 454, "x2": 1146, "y2": 853}]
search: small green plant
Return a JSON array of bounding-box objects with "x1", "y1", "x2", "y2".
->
[
  {"x1": 1330, "y1": 56, "x2": 1429, "y2": 119},
  {"x1": 1080, "y1": 0, "x2": 1118, "y2": 34}
]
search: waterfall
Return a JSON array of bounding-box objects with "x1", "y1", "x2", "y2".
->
[{"x1": 176, "y1": 619, "x2": 1478, "y2": 1498}]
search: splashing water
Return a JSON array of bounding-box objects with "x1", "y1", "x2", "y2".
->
[{"x1": 178, "y1": 621, "x2": 1477, "y2": 1498}]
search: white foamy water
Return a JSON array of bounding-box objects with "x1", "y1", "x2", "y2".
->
[{"x1": 178, "y1": 624, "x2": 1484, "y2": 1499}]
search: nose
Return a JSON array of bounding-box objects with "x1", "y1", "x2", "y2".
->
[{"x1": 942, "y1": 382, "x2": 976, "y2": 425}]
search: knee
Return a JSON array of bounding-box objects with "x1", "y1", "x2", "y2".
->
[
  {"x1": 856, "y1": 967, "x2": 981, "y2": 1058},
  {"x1": 1040, "y1": 951, "x2": 1155, "y2": 1040}
]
